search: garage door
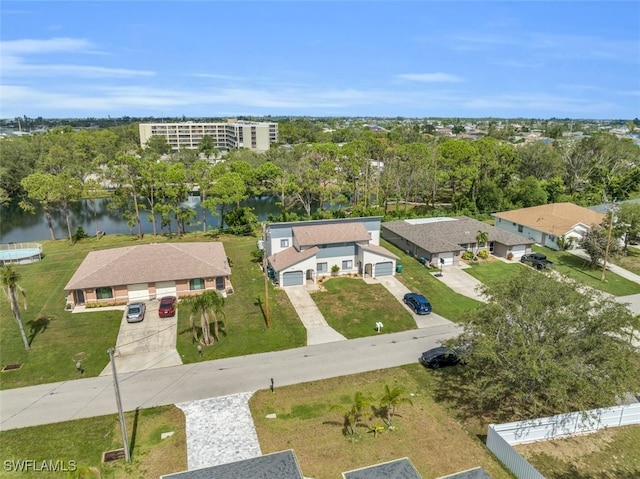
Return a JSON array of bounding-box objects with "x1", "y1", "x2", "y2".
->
[
  {"x1": 439, "y1": 252, "x2": 454, "y2": 266},
  {"x1": 511, "y1": 245, "x2": 526, "y2": 258},
  {"x1": 374, "y1": 261, "x2": 393, "y2": 277},
  {"x1": 282, "y1": 271, "x2": 304, "y2": 286},
  {"x1": 156, "y1": 281, "x2": 176, "y2": 296},
  {"x1": 127, "y1": 283, "x2": 149, "y2": 301}
]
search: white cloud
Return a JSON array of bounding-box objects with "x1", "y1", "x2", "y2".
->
[
  {"x1": 397, "y1": 73, "x2": 463, "y2": 83},
  {"x1": 0, "y1": 37, "x2": 94, "y2": 55},
  {"x1": 2, "y1": 56, "x2": 155, "y2": 78}
]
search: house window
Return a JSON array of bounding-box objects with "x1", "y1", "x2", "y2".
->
[
  {"x1": 190, "y1": 278, "x2": 205, "y2": 291},
  {"x1": 518, "y1": 225, "x2": 523, "y2": 233},
  {"x1": 342, "y1": 260, "x2": 353, "y2": 270},
  {"x1": 96, "y1": 287, "x2": 113, "y2": 300},
  {"x1": 215, "y1": 277, "x2": 225, "y2": 290},
  {"x1": 280, "y1": 239, "x2": 289, "y2": 248},
  {"x1": 317, "y1": 262, "x2": 328, "y2": 273}
]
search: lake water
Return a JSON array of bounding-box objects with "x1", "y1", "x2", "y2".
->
[{"x1": 0, "y1": 196, "x2": 289, "y2": 243}]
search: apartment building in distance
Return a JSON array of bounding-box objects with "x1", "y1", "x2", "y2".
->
[{"x1": 139, "y1": 119, "x2": 278, "y2": 152}]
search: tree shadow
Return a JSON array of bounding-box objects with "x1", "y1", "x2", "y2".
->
[{"x1": 27, "y1": 315, "x2": 52, "y2": 346}]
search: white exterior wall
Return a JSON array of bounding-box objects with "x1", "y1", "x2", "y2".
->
[
  {"x1": 277, "y1": 256, "x2": 316, "y2": 285},
  {"x1": 269, "y1": 235, "x2": 294, "y2": 256},
  {"x1": 318, "y1": 253, "x2": 359, "y2": 277},
  {"x1": 368, "y1": 230, "x2": 381, "y2": 246},
  {"x1": 359, "y1": 250, "x2": 396, "y2": 276}
]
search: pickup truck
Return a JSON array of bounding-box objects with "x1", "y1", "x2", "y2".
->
[{"x1": 520, "y1": 253, "x2": 554, "y2": 270}]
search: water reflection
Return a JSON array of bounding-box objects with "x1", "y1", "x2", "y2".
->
[{"x1": 0, "y1": 196, "x2": 289, "y2": 243}]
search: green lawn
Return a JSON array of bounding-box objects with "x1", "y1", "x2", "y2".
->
[
  {"x1": 615, "y1": 245, "x2": 640, "y2": 276},
  {"x1": 381, "y1": 240, "x2": 483, "y2": 321},
  {"x1": 464, "y1": 259, "x2": 522, "y2": 289},
  {"x1": 0, "y1": 405, "x2": 186, "y2": 479},
  {"x1": 175, "y1": 235, "x2": 306, "y2": 363},
  {"x1": 532, "y1": 245, "x2": 640, "y2": 296},
  {"x1": 312, "y1": 277, "x2": 416, "y2": 338}
]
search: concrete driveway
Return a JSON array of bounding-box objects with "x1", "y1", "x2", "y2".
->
[
  {"x1": 100, "y1": 299, "x2": 182, "y2": 375},
  {"x1": 432, "y1": 265, "x2": 488, "y2": 302},
  {"x1": 284, "y1": 286, "x2": 347, "y2": 345}
]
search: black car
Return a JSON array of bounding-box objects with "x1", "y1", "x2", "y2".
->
[{"x1": 419, "y1": 347, "x2": 461, "y2": 369}]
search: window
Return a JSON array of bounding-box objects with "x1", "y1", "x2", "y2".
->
[
  {"x1": 280, "y1": 239, "x2": 289, "y2": 248},
  {"x1": 215, "y1": 277, "x2": 225, "y2": 290},
  {"x1": 518, "y1": 225, "x2": 524, "y2": 233},
  {"x1": 317, "y1": 262, "x2": 328, "y2": 273},
  {"x1": 96, "y1": 287, "x2": 113, "y2": 299},
  {"x1": 190, "y1": 278, "x2": 205, "y2": 291},
  {"x1": 342, "y1": 260, "x2": 353, "y2": 270}
]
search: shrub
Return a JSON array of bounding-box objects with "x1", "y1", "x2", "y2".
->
[
  {"x1": 507, "y1": 252, "x2": 514, "y2": 260},
  {"x1": 331, "y1": 264, "x2": 340, "y2": 274},
  {"x1": 461, "y1": 251, "x2": 474, "y2": 261},
  {"x1": 478, "y1": 249, "x2": 490, "y2": 260}
]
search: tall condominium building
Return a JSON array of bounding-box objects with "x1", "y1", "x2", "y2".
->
[{"x1": 139, "y1": 120, "x2": 278, "y2": 152}]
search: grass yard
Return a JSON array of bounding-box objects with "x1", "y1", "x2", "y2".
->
[
  {"x1": 175, "y1": 234, "x2": 306, "y2": 363},
  {"x1": 614, "y1": 245, "x2": 640, "y2": 277},
  {"x1": 0, "y1": 405, "x2": 186, "y2": 479},
  {"x1": 381, "y1": 239, "x2": 482, "y2": 321},
  {"x1": 464, "y1": 259, "x2": 522, "y2": 289},
  {"x1": 532, "y1": 245, "x2": 640, "y2": 296},
  {"x1": 250, "y1": 364, "x2": 513, "y2": 479},
  {"x1": 515, "y1": 424, "x2": 640, "y2": 479},
  {"x1": 312, "y1": 277, "x2": 416, "y2": 338}
]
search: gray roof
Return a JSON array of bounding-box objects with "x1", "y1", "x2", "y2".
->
[
  {"x1": 64, "y1": 242, "x2": 230, "y2": 290},
  {"x1": 382, "y1": 217, "x2": 533, "y2": 254},
  {"x1": 359, "y1": 242, "x2": 399, "y2": 260},
  {"x1": 343, "y1": 457, "x2": 422, "y2": 479},
  {"x1": 161, "y1": 450, "x2": 304, "y2": 479},
  {"x1": 437, "y1": 467, "x2": 492, "y2": 479}
]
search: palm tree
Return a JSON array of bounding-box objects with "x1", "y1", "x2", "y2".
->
[
  {"x1": 379, "y1": 384, "x2": 413, "y2": 427},
  {"x1": 1, "y1": 265, "x2": 30, "y2": 350},
  {"x1": 475, "y1": 230, "x2": 489, "y2": 260},
  {"x1": 331, "y1": 391, "x2": 374, "y2": 437},
  {"x1": 182, "y1": 290, "x2": 226, "y2": 346}
]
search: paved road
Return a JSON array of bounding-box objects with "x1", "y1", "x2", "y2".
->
[{"x1": 0, "y1": 323, "x2": 460, "y2": 431}]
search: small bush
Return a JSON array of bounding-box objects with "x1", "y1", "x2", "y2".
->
[
  {"x1": 507, "y1": 252, "x2": 514, "y2": 260},
  {"x1": 478, "y1": 249, "x2": 489, "y2": 260},
  {"x1": 461, "y1": 251, "x2": 474, "y2": 261}
]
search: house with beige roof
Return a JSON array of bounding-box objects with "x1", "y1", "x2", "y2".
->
[
  {"x1": 492, "y1": 202, "x2": 605, "y2": 250},
  {"x1": 381, "y1": 216, "x2": 534, "y2": 266},
  {"x1": 64, "y1": 242, "x2": 232, "y2": 308},
  {"x1": 264, "y1": 217, "x2": 397, "y2": 287}
]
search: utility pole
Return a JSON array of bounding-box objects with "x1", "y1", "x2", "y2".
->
[
  {"x1": 601, "y1": 205, "x2": 615, "y2": 282},
  {"x1": 108, "y1": 348, "x2": 131, "y2": 462},
  {"x1": 262, "y1": 226, "x2": 270, "y2": 328}
]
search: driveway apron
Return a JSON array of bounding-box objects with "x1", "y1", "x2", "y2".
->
[
  {"x1": 100, "y1": 299, "x2": 182, "y2": 376},
  {"x1": 431, "y1": 264, "x2": 488, "y2": 303},
  {"x1": 285, "y1": 285, "x2": 347, "y2": 345}
]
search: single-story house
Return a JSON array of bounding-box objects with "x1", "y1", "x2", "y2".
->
[
  {"x1": 160, "y1": 450, "x2": 304, "y2": 479},
  {"x1": 342, "y1": 457, "x2": 422, "y2": 479},
  {"x1": 492, "y1": 202, "x2": 605, "y2": 250},
  {"x1": 381, "y1": 216, "x2": 534, "y2": 266},
  {"x1": 160, "y1": 450, "x2": 491, "y2": 479},
  {"x1": 265, "y1": 217, "x2": 398, "y2": 287},
  {"x1": 64, "y1": 242, "x2": 232, "y2": 308}
]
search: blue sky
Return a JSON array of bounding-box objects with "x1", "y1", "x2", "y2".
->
[{"x1": 1, "y1": 1, "x2": 639, "y2": 119}]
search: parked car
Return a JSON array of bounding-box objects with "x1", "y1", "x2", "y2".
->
[
  {"x1": 158, "y1": 296, "x2": 177, "y2": 318},
  {"x1": 126, "y1": 303, "x2": 146, "y2": 323},
  {"x1": 419, "y1": 347, "x2": 461, "y2": 369},
  {"x1": 520, "y1": 253, "x2": 554, "y2": 270},
  {"x1": 403, "y1": 292, "x2": 432, "y2": 314}
]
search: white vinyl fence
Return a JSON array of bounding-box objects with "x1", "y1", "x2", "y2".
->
[{"x1": 486, "y1": 402, "x2": 640, "y2": 479}]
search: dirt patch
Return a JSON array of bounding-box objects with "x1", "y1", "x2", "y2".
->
[{"x1": 515, "y1": 428, "x2": 618, "y2": 462}]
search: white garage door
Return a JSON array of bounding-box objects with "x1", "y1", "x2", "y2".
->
[
  {"x1": 439, "y1": 252, "x2": 454, "y2": 266},
  {"x1": 127, "y1": 283, "x2": 149, "y2": 301},
  {"x1": 511, "y1": 245, "x2": 526, "y2": 258},
  {"x1": 282, "y1": 271, "x2": 304, "y2": 286},
  {"x1": 374, "y1": 261, "x2": 393, "y2": 277},
  {"x1": 156, "y1": 281, "x2": 177, "y2": 296}
]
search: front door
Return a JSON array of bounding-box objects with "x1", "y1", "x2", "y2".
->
[{"x1": 76, "y1": 289, "x2": 85, "y2": 304}]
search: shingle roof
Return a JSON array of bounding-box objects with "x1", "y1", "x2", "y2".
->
[
  {"x1": 359, "y1": 242, "x2": 399, "y2": 259},
  {"x1": 160, "y1": 450, "x2": 304, "y2": 479},
  {"x1": 64, "y1": 242, "x2": 230, "y2": 290},
  {"x1": 493, "y1": 202, "x2": 605, "y2": 236},
  {"x1": 292, "y1": 222, "x2": 371, "y2": 247},
  {"x1": 268, "y1": 246, "x2": 319, "y2": 272},
  {"x1": 382, "y1": 217, "x2": 532, "y2": 254},
  {"x1": 342, "y1": 457, "x2": 422, "y2": 479}
]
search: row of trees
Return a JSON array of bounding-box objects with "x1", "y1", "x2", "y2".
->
[{"x1": 1, "y1": 122, "x2": 639, "y2": 242}]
